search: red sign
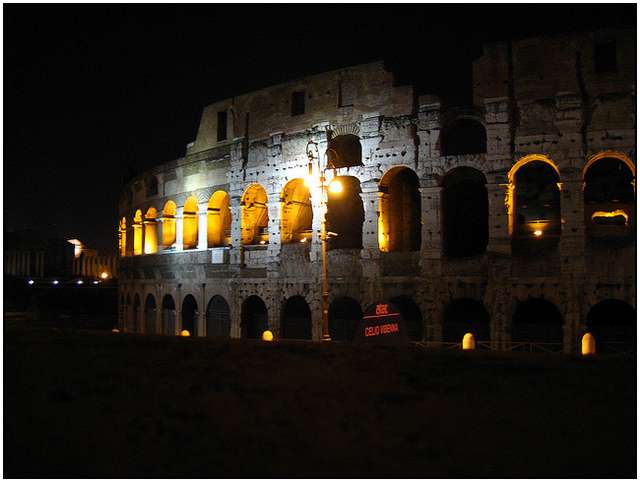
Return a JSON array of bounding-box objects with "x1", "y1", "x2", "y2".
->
[{"x1": 353, "y1": 302, "x2": 409, "y2": 345}]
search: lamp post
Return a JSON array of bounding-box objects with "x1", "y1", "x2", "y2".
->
[{"x1": 306, "y1": 140, "x2": 339, "y2": 342}]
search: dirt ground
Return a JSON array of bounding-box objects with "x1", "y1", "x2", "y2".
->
[{"x1": 4, "y1": 326, "x2": 636, "y2": 478}]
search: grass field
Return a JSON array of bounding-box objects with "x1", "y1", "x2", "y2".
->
[{"x1": 4, "y1": 326, "x2": 636, "y2": 478}]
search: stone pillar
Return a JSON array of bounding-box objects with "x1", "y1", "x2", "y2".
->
[
  {"x1": 486, "y1": 176, "x2": 512, "y2": 257},
  {"x1": 175, "y1": 285, "x2": 182, "y2": 335},
  {"x1": 156, "y1": 218, "x2": 164, "y2": 254},
  {"x1": 360, "y1": 179, "x2": 381, "y2": 278},
  {"x1": 266, "y1": 191, "x2": 282, "y2": 261},
  {"x1": 229, "y1": 196, "x2": 243, "y2": 265},
  {"x1": 197, "y1": 203, "x2": 208, "y2": 250},
  {"x1": 198, "y1": 284, "x2": 207, "y2": 337},
  {"x1": 559, "y1": 169, "x2": 586, "y2": 276},
  {"x1": 175, "y1": 207, "x2": 184, "y2": 251},
  {"x1": 420, "y1": 182, "x2": 443, "y2": 275}
]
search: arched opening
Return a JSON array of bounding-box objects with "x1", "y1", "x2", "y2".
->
[
  {"x1": 280, "y1": 179, "x2": 313, "y2": 244},
  {"x1": 390, "y1": 296, "x2": 423, "y2": 341},
  {"x1": 584, "y1": 156, "x2": 635, "y2": 243},
  {"x1": 119, "y1": 218, "x2": 127, "y2": 257},
  {"x1": 181, "y1": 295, "x2": 198, "y2": 336},
  {"x1": 161, "y1": 295, "x2": 176, "y2": 335},
  {"x1": 144, "y1": 294, "x2": 156, "y2": 334},
  {"x1": 443, "y1": 298, "x2": 490, "y2": 342},
  {"x1": 329, "y1": 297, "x2": 362, "y2": 342},
  {"x1": 207, "y1": 191, "x2": 232, "y2": 248},
  {"x1": 182, "y1": 196, "x2": 199, "y2": 250},
  {"x1": 241, "y1": 295, "x2": 268, "y2": 339},
  {"x1": 326, "y1": 176, "x2": 364, "y2": 250},
  {"x1": 133, "y1": 210, "x2": 144, "y2": 256},
  {"x1": 586, "y1": 299, "x2": 635, "y2": 353},
  {"x1": 241, "y1": 184, "x2": 269, "y2": 245},
  {"x1": 206, "y1": 295, "x2": 231, "y2": 337},
  {"x1": 511, "y1": 159, "x2": 561, "y2": 253},
  {"x1": 162, "y1": 200, "x2": 177, "y2": 249},
  {"x1": 442, "y1": 118, "x2": 487, "y2": 156},
  {"x1": 144, "y1": 207, "x2": 158, "y2": 254},
  {"x1": 327, "y1": 134, "x2": 363, "y2": 168},
  {"x1": 281, "y1": 296, "x2": 312, "y2": 340},
  {"x1": 132, "y1": 293, "x2": 141, "y2": 333},
  {"x1": 512, "y1": 298, "x2": 563, "y2": 344},
  {"x1": 378, "y1": 167, "x2": 421, "y2": 252},
  {"x1": 442, "y1": 167, "x2": 489, "y2": 257}
]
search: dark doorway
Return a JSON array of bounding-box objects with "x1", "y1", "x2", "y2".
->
[
  {"x1": 586, "y1": 299, "x2": 635, "y2": 353},
  {"x1": 329, "y1": 297, "x2": 362, "y2": 342},
  {"x1": 379, "y1": 168, "x2": 421, "y2": 252},
  {"x1": 281, "y1": 296, "x2": 312, "y2": 340},
  {"x1": 442, "y1": 167, "x2": 488, "y2": 257},
  {"x1": 241, "y1": 295, "x2": 268, "y2": 339},
  {"x1": 162, "y1": 295, "x2": 176, "y2": 335},
  {"x1": 326, "y1": 176, "x2": 364, "y2": 250},
  {"x1": 443, "y1": 298, "x2": 491, "y2": 342},
  {"x1": 144, "y1": 294, "x2": 156, "y2": 334},
  {"x1": 390, "y1": 296, "x2": 423, "y2": 341},
  {"x1": 182, "y1": 295, "x2": 198, "y2": 336},
  {"x1": 512, "y1": 298, "x2": 563, "y2": 344},
  {"x1": 206, "y1": 295, "x2": 231, "y2": 337}
]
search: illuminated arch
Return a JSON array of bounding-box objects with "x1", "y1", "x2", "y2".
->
[
  {"x1": 280, "y1": 179, "x2": 312, "y2": 244},
  {"x1": 508, "y1": 154, "x2": 561, "y2": 184},
  {"x1": 144, "y1": 207, "x2": 158, "y2": 254},
  {"x1": 584, "y1": 151, "x2": 636, "y2": 179},
  {"x1": 119, "y1": 217, "x2": 127, "y2": 257},
  {"x1": 326, "y1": 176, "x2": 364, "y2": 250},
  {"x1": 241, "y1": 184, "x2": 269, "y2": 245},
  {"x1": 162, "y1": 200, "x2": 177, "y2": 249},
  {"x1": 207, "y1": 191, "x2": 232, "y2": 248},
  {"x1": 182, "y1": 196, "x2": 199, "y2": 250},
  {"x1": 133, "y1": 210, "x2": 144, "y2": 256},
  {"x1": 378, "y1": 166, "x2": 421, "y2": 252}
]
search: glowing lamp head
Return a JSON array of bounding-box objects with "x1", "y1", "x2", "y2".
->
[
  {"x1": 462, "y1": 332, "x2": 476, "y2": 350},
  {"x1": 100, "y1": 272, "x2": 109, "y2": 279},
  {"x1": 27, "y1": 280, "x2": 34, "y2": 285},
  {"x1": 328, "y1": 179, "x2": 343, "y2": 194},
  {"x1": 52, "y1": 280, "x2": 59, "y2": 285},
  {"x1": 533, "y1": 230, "x2": 543, "y2": 237},
  {"x1": 77, "y1": 280, "x2": 84, "y2": 285},
  {"x1": 180, "y1": 330, "x2": 191, "y2": 337},
  {"x1": 262, "y1": 330, "x2": 274, "y2": 342},
  {"x1": 303, "y1": 175, "x2": 316, "y2": 189}
]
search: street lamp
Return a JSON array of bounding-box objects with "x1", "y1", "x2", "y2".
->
[{"x1": 306, "y1": 140, "x2": 342, "y2": 342}]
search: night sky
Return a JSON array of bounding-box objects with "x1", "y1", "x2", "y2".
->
[{"x1": 4, "y1": 4, "x2": 635, "y2": 254}]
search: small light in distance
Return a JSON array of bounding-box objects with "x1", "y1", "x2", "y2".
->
[
  {"x1": 52, "y1": 280, "x2": 59, "y2": 285},
  {"x1": 93, "y1": 280, "x2": 99, "y2": 285},
  {"x1": 300, "y1": 237, "x2": 307, "y2": 243},
  {"x1": 28, "y1": 280, "x2": 34, "y2": 285},
  {"x1": 259, "y1": 240, "x2": 266, "y2": 245},
  {"x1": 77, "y1": 280, "x2": 84, "y2": 285},
  {"x1": 262, "y1": 330, "x2": 274, "y2": 342},
  {"x1": 100, "y1": 272, "x2": 109, "y2": 279},
  {"x1": 533, "y1": 230, "x2": 543, "y2": 237},
  {"x1": 180, "y1": 330, "x2": 191, "y2": 337}
]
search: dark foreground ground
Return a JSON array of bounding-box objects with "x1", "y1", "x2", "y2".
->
[{"x1": 4, "y1": 326, "x2": 636, "y2": 478}]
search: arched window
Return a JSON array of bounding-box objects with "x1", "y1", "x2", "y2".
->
[
  {"x1": 512, "y1": 298, "x2": 563, "y2": 345},
  {"x1": 144, "y1": 294, "x2": 156, "y2": 334},
  {"x1": 181, "y1": 295, "x2": 198, "y2": 336},
  {"x1": 241, "y1": 295, "x2": 268, "y2": 338},
  {"x1": 162, "y1": 200, "x2": 177, "y2": 249},
  {"x1": 241, "y1": 184, "x2": 269, "y2": 245},
  {"x1": 378, "y1": 167, "x2": 421, "y2": 253},
  {"x1": 206, "y1": 295, "x2": 230, "y2": 337},
  {"x1": 182, "y1": 197, "x2": 199, "y2": 250},
  {"x1": 442, "y1": 119, "x2": 487, "y2": 156},
  {"x1": 442, "y1": 167, "x2": 488, "y2": 257},
  {"x1": 327, "y1": 134, "x2": 362, "y2": 168},
  {"x1": 281, "y1": 296, "x2": 312, "y2": 340},
  {"x1": 133, "y1": 210, "x2": 144, "y2": 256},
  {"x1": 586, "y1": 299, "x2": 635, "y2": 353},
  {"x1": 443, "y1": 298, "x2": 490, "y2": 343},
  {"x1": 280, "y1": 179, "x2": 313, "y2": 244},
  {"x1": 584, "y1": 156, "x2": 635, "y2": 242},
  {"x1": 207, "y1": 191, "x2": 232, "y2": 248},
  {"x1": 144, "y1": 207, "x2": 158, "y2": 254},
  {"x1": 119, "y1": 218, "x2": 127, "y2": 257},
  {"x1": 329, "y1": 297, "x2": 362, "y2": 342},
  {"x1": 510, "y1": 158, "x2": 561, "y2": 252},
  {"x1": 326, "y1": 176, "x2": 364, "y2": 250},
  {"x1": 161, "y1": 295, "x2": 176, "y2": 335}
]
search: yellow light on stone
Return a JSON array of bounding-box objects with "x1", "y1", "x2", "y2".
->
[
  {"x1": 533, "y1": 230, "x2": 543, "y2": 237},
  {"x1": 262, "y1": 330, "x2": 274, "y2": 342},
  {"x1": 329, "y1": 179, "x2": 343, "y2": 194},
  {"x1": 462, "y1": 332, "x2": 476, "y2": 350},
  {"x1": 591, "y1": 209, "x2": 629, "y2": 225},
  {"x1": 100, "y1": 272, "x2": 109, "y2": 279},
  {"x1": 581, "y1": 332, "x2": 596, "y2": 356},
  {"x1": 180, "y1": 330, "x2": 191, "y2": 337},
  {"x1": 300, "y1": 237, "x2": 307, "y2": 243}
]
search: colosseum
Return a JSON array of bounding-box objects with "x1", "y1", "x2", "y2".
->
[{"x1": 118, "y1": 28, "x2": 636, "y2": 354}]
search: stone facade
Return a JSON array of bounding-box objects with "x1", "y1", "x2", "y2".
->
[{"x1": 118, "y1": 29, "x2": 635, "y2": 353}]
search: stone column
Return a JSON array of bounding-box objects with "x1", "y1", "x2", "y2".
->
[
  {"x1": 266, "y1": 191, "x2": 282, "y2": 261},
  {"x1": 559, "y1": 169, "x2": 586, "y2": 276},
  {"x1": 197, "y1": 203, "x2": 208, "y2": 250},
  {"x1": 229, "y1": 195, "x2": 243, "y2": 265},
  {"x1": 156, "y1": 218, "x2": 164, "y2": 254},
  {"x1": 175, "y1": 207, "x2": 184, "y2": 251},
  {"x1": 420, "y1": 182, "x2": 443, "y2": 276},
  {"x1": 486, "y1": 175, "x2": 512, "y2": 257},
  {"x1": 360, "y1": 179, "x2": 381, "y2": 278}
]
